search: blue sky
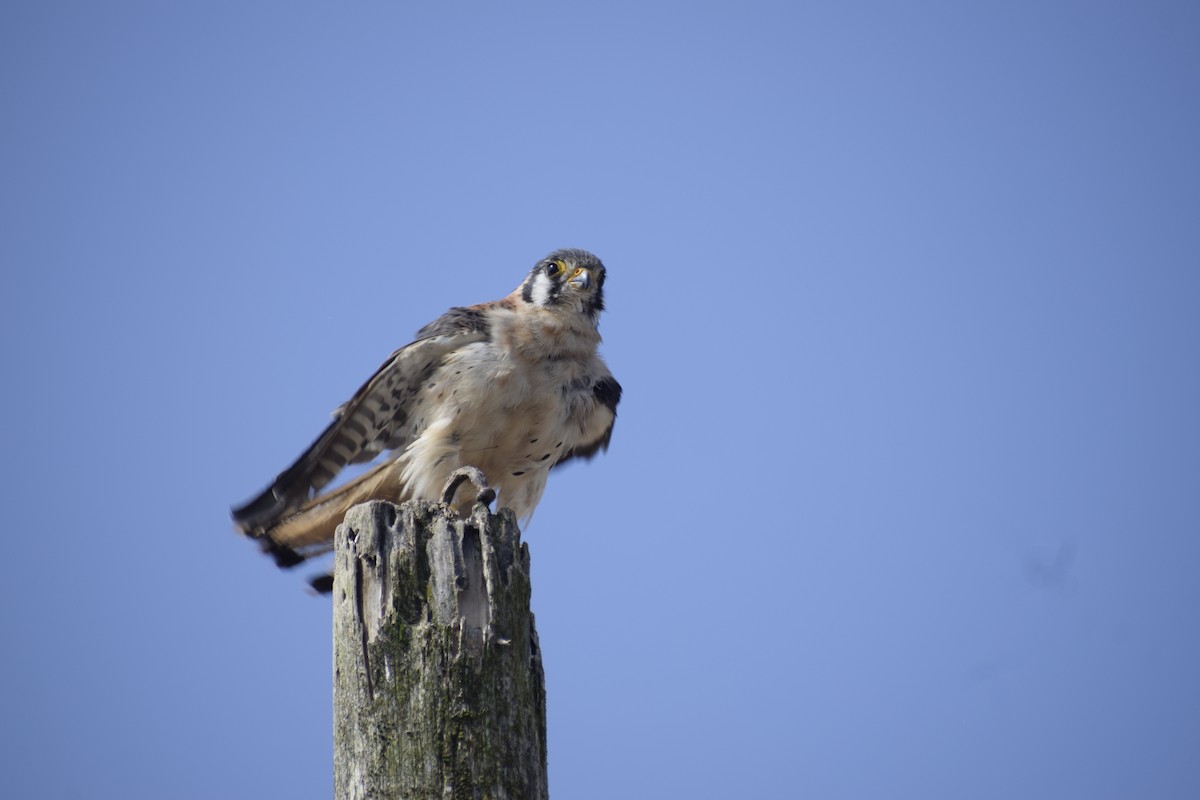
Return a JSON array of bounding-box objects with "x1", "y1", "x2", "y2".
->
[{"x1": 2, "y1": 2, "x2": 1198, "y2": 798}]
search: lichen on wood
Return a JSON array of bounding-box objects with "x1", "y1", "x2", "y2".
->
[{"x1": 333, "y1": 499, "x2": 548, "y2": 800}]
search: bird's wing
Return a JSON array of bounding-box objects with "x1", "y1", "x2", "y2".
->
[
  {"x1": 413, "y1": 304, "x2": 490, "y2": 340},
  {"x1": 554, "y1": 375, "x2": 622, "y2": 467},
  {"x1": 232, "y1": 322, "x2": 489, "y2": 537}
]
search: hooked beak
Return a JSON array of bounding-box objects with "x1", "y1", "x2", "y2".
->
[{"x1": 568, "y1": 267, "x2": 591, "y2": 290}]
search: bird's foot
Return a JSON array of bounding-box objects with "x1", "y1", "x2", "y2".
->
[{"x1": 441, "y1": 466, "x2": 496, "y2": 509}]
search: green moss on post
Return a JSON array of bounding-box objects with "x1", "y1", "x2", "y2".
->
[{"x1": 333, "y1": 500, "x2": 548, "y2": 800}]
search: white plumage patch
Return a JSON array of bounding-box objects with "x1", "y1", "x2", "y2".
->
[{"x1": 528, "y1": 271, "x2": 555, "y2": 307}]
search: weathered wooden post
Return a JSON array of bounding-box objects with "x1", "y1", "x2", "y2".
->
[{"x1": 332, "y1": 499, "x2": 548, "y2": 800}]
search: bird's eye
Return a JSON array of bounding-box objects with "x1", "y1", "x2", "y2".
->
[{"x1": 546, "y1": 260, "x2": 564, "y2": 277}]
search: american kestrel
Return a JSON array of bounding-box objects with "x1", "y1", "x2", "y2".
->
[{"x1": 232, "y1": 248, "x2": 621, "y2": 567}]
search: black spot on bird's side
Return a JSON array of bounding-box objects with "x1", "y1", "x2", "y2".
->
[
  {"x1": 512, "y1": 470, "x2": 525, "y2": 476},
  {"x1": 540, "y1": 453, "x2": 551, "y2": 461},
  {"x1": 555, "y1": 441, "x2": 563, "y2": 448},
  {"x1": 529, "y1": 438, "x2": 538, "y2": 444},
  {"x1": 593, "y1": 377, "x2": 622, "y2": 413}
]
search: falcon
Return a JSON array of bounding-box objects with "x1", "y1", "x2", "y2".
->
[{"x1": 232, "y1": 248, "x2": 621, "y2": 567}]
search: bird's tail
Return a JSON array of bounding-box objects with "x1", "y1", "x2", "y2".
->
[{"x1": 255, "y1": 461, "x2": 400, "y2": 565}]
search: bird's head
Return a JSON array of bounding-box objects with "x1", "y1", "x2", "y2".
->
[{"x1": 519, "y1": 248, "x2": 607, "y2": 325}]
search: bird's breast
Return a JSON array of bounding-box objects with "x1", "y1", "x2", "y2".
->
[{"x1": 396, "y1": 337, "x2": 603, "y2": 518}]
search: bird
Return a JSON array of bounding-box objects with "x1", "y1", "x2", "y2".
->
[{"x1": 232, "y1": 248, "x2": 621, "y2": 568}]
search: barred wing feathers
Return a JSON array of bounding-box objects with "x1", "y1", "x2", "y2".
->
[{"x1": 231, "y1": 323, "x2": 489, "y2": 544}]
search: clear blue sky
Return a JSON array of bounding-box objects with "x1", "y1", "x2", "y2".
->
[{"x1": 2, "y1": 2, "x2": 1198, "y2": 798}]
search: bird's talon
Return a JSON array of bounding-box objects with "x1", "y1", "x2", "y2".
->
[{"x1": 441, "y1": 466, "x2": 492, "y2": 506}]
